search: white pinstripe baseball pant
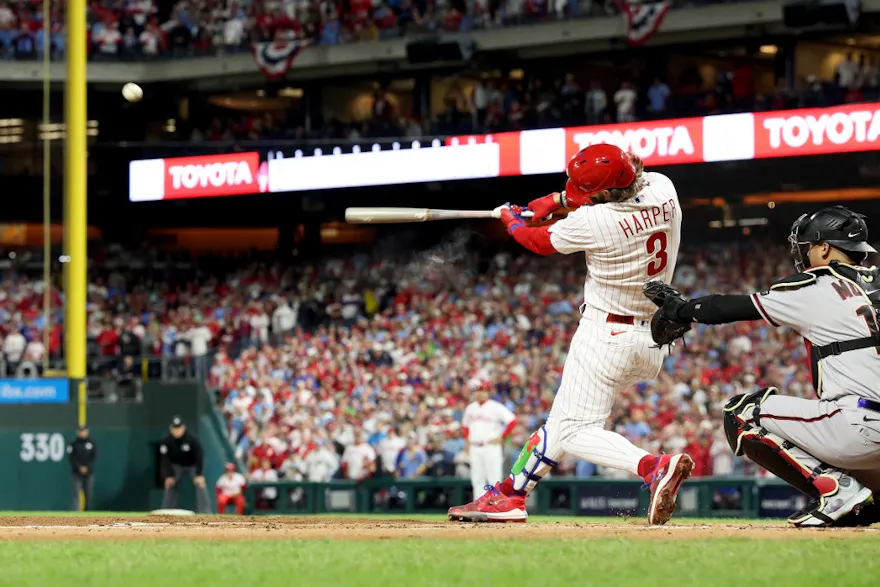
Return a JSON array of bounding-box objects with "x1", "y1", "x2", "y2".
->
[{"x1": 511, "y1": 307, "x2": 665, "y2": 491}]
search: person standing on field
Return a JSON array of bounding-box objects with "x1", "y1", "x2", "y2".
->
[
  {"x1": 67, "y1": 425, "x2": 96, "y2": 511},
  {"x1": 159, "y1": 416, "x2": 212, "y2": 513},
  {"x1": 461, "y1": 379, "x2": 517, "y2": 500},
  {"x1": 215, "y1": 463, "x2": 247, "y2": 515}
]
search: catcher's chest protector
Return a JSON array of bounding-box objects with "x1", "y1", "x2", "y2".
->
[{"x1": 766, "y1": 262, "x2": 880, "y2": 397}]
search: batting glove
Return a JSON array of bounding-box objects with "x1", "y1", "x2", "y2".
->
[
  {"x1": 498, "y1": 203, "x2": 527, "y2": 235},
  {"x1": 526, "y1": 192, "x2": 562, "y2": 221}
]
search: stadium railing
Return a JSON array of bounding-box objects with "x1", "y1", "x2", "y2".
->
[
  {"x1": 0, "y1": 354, "x2": 206, "y2": 402},
  {"x1": 244, "y1": 476, "x2": 801, "y2": 519}
]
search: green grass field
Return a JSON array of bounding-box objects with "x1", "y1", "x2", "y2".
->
[{"x1": 0, "y1": 512, "x2": 876, "y2": 587}]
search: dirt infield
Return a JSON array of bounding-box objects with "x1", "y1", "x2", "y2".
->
[{"x1": 0, "y1": 516, "x2": 877, "y2": 541}]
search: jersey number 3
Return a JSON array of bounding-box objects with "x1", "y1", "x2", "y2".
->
[{"x1": 646, "y1": 232, "x2": 668, "y2": 277}]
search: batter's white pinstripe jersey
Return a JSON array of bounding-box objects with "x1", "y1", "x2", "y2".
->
[{"x1": 548, "y1": 172, "x2": 681, "y2": 318}]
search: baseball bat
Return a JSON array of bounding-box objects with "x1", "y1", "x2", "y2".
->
[{"x1": 344, "y1": 207, "x2": 536, "y2": 224}]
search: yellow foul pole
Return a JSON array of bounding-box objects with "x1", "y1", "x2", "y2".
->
[
  {"x1": 65, "y1": 0, "x2": 87, "y2": 428},
  {"x1": 41, "y1": 0, "x2": 51, "y2": 372}
]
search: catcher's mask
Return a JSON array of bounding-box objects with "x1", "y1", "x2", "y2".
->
[{"x1": 788, "y1": 206, "x2": 876, "y2": 272}]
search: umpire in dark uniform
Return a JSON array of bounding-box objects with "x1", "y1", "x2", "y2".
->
[
  {"x1": 67, "y1": 425, "x2": 96, "y2": 511},
  {"x1": 159, "y1": 416, "x2": 211, "y2": 513}
]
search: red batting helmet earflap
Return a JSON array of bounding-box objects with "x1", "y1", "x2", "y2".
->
[{"x1": 564, "y1": 144, "x2": 636, "y2": 205}]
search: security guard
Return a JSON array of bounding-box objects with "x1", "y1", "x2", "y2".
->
[
  {"x1": 67, "y1": 425, "x2": 96, "y2": 511},
  {"x1": 159, "y1": 416, "x2": 211, "y2": 513}
]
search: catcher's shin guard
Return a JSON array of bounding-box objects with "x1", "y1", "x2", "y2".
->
[
  {"x1": 509, "y1": 425, "x2": 563, "y2": 493},
  {"x1": 722, "y1": 387, "x2": 777, "y2": 454},
  {"x1": 736, "y1": 428, "x2": 829, "y2": 500},
  {"x1": 736, "y1": 427, "x2": 873, "y2": 527}
]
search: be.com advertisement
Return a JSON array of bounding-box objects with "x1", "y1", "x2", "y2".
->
[
  {"x1": 0, "y1": 379, "x2": 69, "y2": 404},
  {"x1": 128, "y1": 102, "x2": 880, "y2": 202}
]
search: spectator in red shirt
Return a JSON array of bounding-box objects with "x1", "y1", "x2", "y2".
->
[{"x1": 96, "y1": 320, "x2": 120, "y2": 358}]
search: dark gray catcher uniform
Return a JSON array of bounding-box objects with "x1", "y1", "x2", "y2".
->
[{"x1": 649, "y1": 206, "x2": 880, "y2": 527}]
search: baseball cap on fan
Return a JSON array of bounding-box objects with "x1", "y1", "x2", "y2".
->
[{"x1": 170, "y1": 416, "x2": 185, "y2": 428}]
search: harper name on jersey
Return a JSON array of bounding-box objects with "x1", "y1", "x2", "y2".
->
[
  {"x1": 548, "y1": 171, "x2": 682, "y2": 318},
  {"x1": 618, "y1": 197, "x2": 678, "y2": 238}
]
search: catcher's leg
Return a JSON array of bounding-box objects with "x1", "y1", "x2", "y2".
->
[{"x1": 724, "y1": 391, "x2": 874, "y2": 527}]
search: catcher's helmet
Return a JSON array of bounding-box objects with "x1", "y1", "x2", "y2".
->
[
  {"x1": 788, "y1": 206, "x2": 877, "y2": 271},
  {"x1": 566, "y1": 144, "x2": 636, "y2": 197}
]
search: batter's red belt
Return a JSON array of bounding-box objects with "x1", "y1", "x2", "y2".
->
[
  {"x1": 470, "y1": 441, "x2": 497, "y2": 448},
  {"x1": 606, "y1": 313, "x2": 635, "y2": 325}
]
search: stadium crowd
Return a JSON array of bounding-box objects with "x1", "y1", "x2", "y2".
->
[
  {"x1": 185, "y1": 50, "x2": 880, "y2": 143},
  {"x1": 0, "y1": 0, "x2": 735, "y2": 61},
  {"x1": 0, "y1": 237, "x2": 802, "y2": 484},
  {"x1": 0, "y1": 235, "x2": 839, "y2": 491},
  {"x1": 198, "y1": 239, "x2": 815, "y2": 496},
  {"x1": 0, "y1": 237, "x2": 850, "y2": 495}
]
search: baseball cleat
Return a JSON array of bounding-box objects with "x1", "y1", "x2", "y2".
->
[
  {"x1": 789, "y1": 478, "x2": 874, "y2": 528},
  {"x1": 447, "y1": 483, "x2": 528, "y2": 523},
  {"x1": 646, "y1": 453, "x2": 694, "y2": 525}
]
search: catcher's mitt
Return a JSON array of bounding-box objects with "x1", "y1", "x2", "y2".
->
[{"x1": 643, "y1": 281, "x2": 692, "y2": 347}]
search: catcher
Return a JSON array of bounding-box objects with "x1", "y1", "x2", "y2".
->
[{"x1": 645, "y1": 205, "x2": 880, "y2": 527}]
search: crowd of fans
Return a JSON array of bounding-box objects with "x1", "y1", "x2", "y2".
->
[
  {"x1": 0, "y1": 0, "x2": 619, "y2": 60},
  {"x1": 187, "y1": 238, "x2": 816, "y2": 490},
  {"x1": 0, "y1": 236, "x2": 861, "y2": 499},
  {"x1": 428, "y1": 57, "x2": 879, "y2": 135},
  {"x1": 185, "y1": 52, "x2": 880, "y2": 144},
  {"x1": 0, "y1": 0, "x2": 700, "y2": 61}
]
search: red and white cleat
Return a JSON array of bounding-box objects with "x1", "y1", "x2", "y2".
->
[
  {"x1": 447, "y1": 483, "x2": 528, "y2": 523},
  {"x1": 646, "y1": 453, "x2": 694, "y2": 525}
]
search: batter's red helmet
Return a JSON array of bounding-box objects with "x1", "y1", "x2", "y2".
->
[{"x1": 566, "y1": 144, "x2": 636, "y2": 196}]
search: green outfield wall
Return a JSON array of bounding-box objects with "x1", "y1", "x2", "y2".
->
[{"x1": 0, "y1": 383, "x2": 230, "y2": 511}]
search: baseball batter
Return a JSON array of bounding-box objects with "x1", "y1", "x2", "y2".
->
[
  {"x1": 448, "y1": 143, "x2": 695, "y2": 525},
  {"x1": 462, "y1": 380, "x2": 517, "y2": 499},
  {"x1": 645, "y1": 206, "x2": 880, "y2": 526}
]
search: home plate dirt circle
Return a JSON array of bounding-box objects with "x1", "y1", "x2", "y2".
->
[{"x1": 0, "y1": 516, "x2": 876, "y2": 541}]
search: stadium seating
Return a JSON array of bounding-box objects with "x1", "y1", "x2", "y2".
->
[
  {"x1": 0, "y1": 0, "x2": 745, "y2": 61},
  {"x1": 185, "y1": 63, "x2": 879, "y2": 141},
  {"x1": 193, "y1": 241, "x2": 808, "y2": 482},
  {"x1": 0, "y1": 240, "x2": 830, "y2": 482}
]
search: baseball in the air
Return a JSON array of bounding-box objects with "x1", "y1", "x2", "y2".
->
[{"x1": 122, "y1": 83, "x2": 143, "y2": 103}]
